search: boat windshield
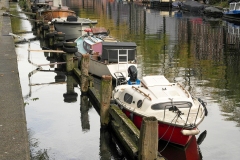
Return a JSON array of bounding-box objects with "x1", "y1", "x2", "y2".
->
[{"x1": 151, "y1": 101, "x2": 192, "y2": 110}]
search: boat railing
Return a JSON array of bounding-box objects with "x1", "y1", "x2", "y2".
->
[
  {"x1": 161, "y1": 101, "x2": 202, "y2": 126},
  {"x1": 177, "y1": 83, "x2": 189, "y2": 98},
  {"x1": 132, "y1": 86, "x2": 152, "y2": 101}
]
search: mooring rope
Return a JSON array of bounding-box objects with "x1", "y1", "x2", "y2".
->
[{"x1": 159, "y1": 115, "x2": 179, "y2": 153}]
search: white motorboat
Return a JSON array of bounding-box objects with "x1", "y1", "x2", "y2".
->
[{"x1": 111, "y1": 66, "x2": 208, "y2": 146}]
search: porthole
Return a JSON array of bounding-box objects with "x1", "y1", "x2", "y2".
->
[
  {"x1": 124, "y1": 93, "x2": 133, "y2": 104},
  {"x1": 137, "y1": 100, "x2": 143, "y2": 108}
]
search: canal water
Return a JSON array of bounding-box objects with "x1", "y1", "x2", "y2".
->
[{"x1": 9, "y1": 0, "x2": 240, "y2": 159}]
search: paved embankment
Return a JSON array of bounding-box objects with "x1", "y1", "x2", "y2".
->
[{"x1": 0, "y1": 0, "x2": 30, "y2": 159}]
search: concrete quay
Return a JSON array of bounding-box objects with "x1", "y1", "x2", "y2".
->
[{"x1": 0, "y1": 0, "x2": 30, "y2": 159}]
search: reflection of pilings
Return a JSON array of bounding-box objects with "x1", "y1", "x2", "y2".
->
[
  {"x1": 80, "y1": 54, "x2": 90, "y2": 93},
  {"x1": 80, "y1": 95, "x2": 90, "y2": 131},
  {"x1": 99, "y1": 127, "x2": 112, "y2": 159},
  {"x1": 63, "y1": 75, "x2": 78, "y2": 103},
  {"x1": 25, "y1": 69, "x2": 39, "y2": 99},
  {"x1": 55, "y1": 72, "x2": 66, "y2": 82},
  {"x1": 178, "y1": 18, "x2": 224, "y2": 60}
]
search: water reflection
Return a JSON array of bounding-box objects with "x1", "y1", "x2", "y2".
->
[
  {"x1": 63, "y1": 75, "x2": 78, "y2": 103},
  {"x1": 28, "y1": 129, "x2": 50, "y2": 159},
  {"x1": 10, "y1": 0, "x2": 240, "y2": 159},
  {"x1": 159, "y1": 136, "x2": 201, "y2": 160},
  {"x1": 80, "y1": 95, "x2": 91, "y2": 131}
]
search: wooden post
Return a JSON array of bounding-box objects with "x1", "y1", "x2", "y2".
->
[
  {"x1": 42, "y1": 20, "x2": 49, "y2": 39},
  {"x1": 66, "y1": 53, "x2": 74, "y2": 73},
  {"x1": 138, "y1": 116, "x2": 158, "y2": 160},
  {"x1": 48, "y1": 24, "x2": 55, "y2": 46},
  {"x1": 100, "y1": 75, "x2": 112, "y2": 126},
  {"x1": 80, "y1": 54, "x2": 90, "y2": 93},
  {"x1": 73, "y1": 57, "x2": 79, "y2": 68}
]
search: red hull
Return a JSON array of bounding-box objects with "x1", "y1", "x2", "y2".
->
[{"x1": 123, "y1": 109, "x2": 192, "y2": 146}]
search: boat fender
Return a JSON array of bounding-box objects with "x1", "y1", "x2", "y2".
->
[{"x1": 181, "y1": 129, "x2": 200, "y2": 136}]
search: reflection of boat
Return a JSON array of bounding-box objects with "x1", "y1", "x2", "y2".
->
[
  {"x1": 160, "y1": 130, "x2": 207, "y2": 160},
  {"x1": 225, "y1": 21, "x2": 240, "y2": 35},
  {"x1": 181, "y1": 1, "x2": 205, "y2": 13},
  {"x1": 52, "y1": 16, "x2": 98, "y2": 41},
  {"x1": 159, "y1": 136, "x2": 200, "y2": 160},
  {"x1": 32, "y1": 0, "x2": 76, "y2": 21},
  {"x1": 223, "y1": 2, "x2": 240, "y2": 23},
  {"x1": 35, "y1": 5, "x2": 76, "y2": 21},
  {"x1": 111, "y1": 66, "x2": 208, "y2": 146},
  {"x1": 75, "y1": 27, "x2": 137, "y2": 80}
]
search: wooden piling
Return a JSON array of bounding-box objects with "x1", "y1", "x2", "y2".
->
[
  {"x1": 47, "y1": 24, "x2": 56, "y2": 46},
  {"x1": 138, "y1": 116, "x2": 158, "y2": 160},
  {"x1": 80, "y1": 54, "x2": 90, "y2": 93},
  {"x1": 100, "y1": 75, "x2": 112, "y2": 126},
  {"x1": 66, "y1": 53, "x2": 74, "y2": 73}
]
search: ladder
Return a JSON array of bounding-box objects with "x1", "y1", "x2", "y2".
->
[
  {"x1": 117, "y1": 49, "x2": 128, "y2": 73},
  {"x1": 114, "y1": 49, "x2": 129, "y2": 86}
]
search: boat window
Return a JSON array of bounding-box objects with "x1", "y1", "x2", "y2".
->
[
  {"x1": 151, "y1": 101, "x2": 192, "y2": 110},
  {"x1": 124, "y1": 93, "x2": 133, "y2": 104},
  {"x1": 236, "y1": 3, "x2": 240, "y2": 10},
  {"x1": 137, "y1": 100, "x2": 143, "y2": 108},
  {"x1": 87, "y1": 44, "x2": 90, "y2": 50},
  {"x1": 230, "y1": 3, "x2": 235, "y2": 10}
]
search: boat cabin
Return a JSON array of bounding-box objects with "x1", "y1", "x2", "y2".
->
[
  {"x1": 101, "y1": 42, "x2": 137, "y2": 63},
  {"x1": 83, "y1": 40, "x2": 137, "y2": 63}
]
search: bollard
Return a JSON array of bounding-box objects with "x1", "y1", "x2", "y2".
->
[
  {"x1": 100, "y1": 75, "x2": 112, "y2": 127},
  {"x1": 138, "y1": 116, "x2": 158, "y2": 160},
  {"x1": 80, "y1": 54, "x2": 90, "y2": 93}
]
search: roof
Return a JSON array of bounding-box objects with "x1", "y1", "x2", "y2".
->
[{"x1": 102, "y1": 42, "x2": 137, "y2": 47}]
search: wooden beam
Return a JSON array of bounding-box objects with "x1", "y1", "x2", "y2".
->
[{"x1": 28, "y1": 49, "x2": 65, "y2": 53}]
